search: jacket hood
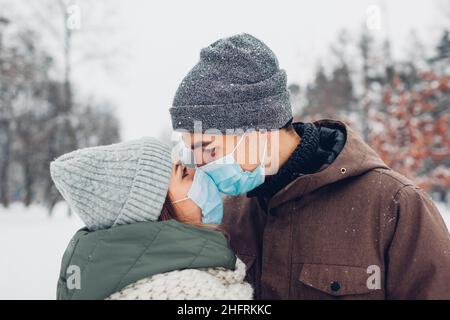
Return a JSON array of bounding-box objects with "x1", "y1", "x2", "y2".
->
[
  {"x1": 57, "y1": 219, "x2": 236, "y2": 300},
  {"x1": 268, "y1": 119, "x2": 390, "y2": 209}
]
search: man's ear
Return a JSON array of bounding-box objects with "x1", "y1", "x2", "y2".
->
[{"x1": 280, "y1": 118, "x2": 294, "y2": 132}]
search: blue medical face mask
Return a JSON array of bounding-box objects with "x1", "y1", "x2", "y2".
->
[
  {"x1": 172, "y1": 169, "x2": 223, "y2": 225},
  {"x1": 199, "y1": 134, "x2": 268, "y2": 196}
]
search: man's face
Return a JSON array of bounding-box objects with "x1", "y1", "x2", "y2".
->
[{"x1": 181, "y1": 132, "x2": 266, "y2": 172}]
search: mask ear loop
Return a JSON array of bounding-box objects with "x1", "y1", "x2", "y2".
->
[
  {"x1": 216, "y1": 134, "x2": 246, "y2": 165},
  {"x1": 172, "y1": 196, "x2": 189, "y2": 204},
  {"x1": 231, "y1": 133, "x2": 268, "y2": 168},
  {"x1": 260, "y1": 134, "x2": 268, "y2": 168},
  {"x1": 193, "y1": 135, "x2": 246, "y2": 168},
  {"x1": 231, "y1": 134, "x2": 246, "y2": 155}
]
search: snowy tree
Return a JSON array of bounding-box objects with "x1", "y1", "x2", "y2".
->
[
  {"x1": 295, "y1": 62, "x2": 355, "y2": 122},
  {"x1": 291, "y1": 25, "x2": 450, "y2": 204},
  {"x1": 0, "y1": 16, "x2": 121, "y2": 212},
  {"x1": 368, "y1": 69, "x2": 450, "y2": 201}
]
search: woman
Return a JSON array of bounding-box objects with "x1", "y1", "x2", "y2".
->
[{"x1": 50, "y1": 137, "x2": 252, "y2": 300}]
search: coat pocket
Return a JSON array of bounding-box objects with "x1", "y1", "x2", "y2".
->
[{"x1": 298, "y1": 263, "x2": 374, "y2": 297}]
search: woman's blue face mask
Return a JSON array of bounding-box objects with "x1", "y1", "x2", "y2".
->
[
  {"x1": 172, "y1": 169, "x2": 223, "y2": 225},
  {"x1": 199, "y1": 134, "x2": 268, "y2": 196}
]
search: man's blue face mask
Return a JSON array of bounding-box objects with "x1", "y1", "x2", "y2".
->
[
  {"x1": 198, "y1": 134, "x2": 268, "y2": 196},
  {"x1": 172, "y1": 169, "x2": 223, "y2": 225}
]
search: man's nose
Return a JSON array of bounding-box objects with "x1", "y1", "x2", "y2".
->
[
  {"x1": 195, "y1": 160, "x2": 207, "y2": 167},
  {"x1": 193, "y1": 149, "x2": 208, "y2": 167}
]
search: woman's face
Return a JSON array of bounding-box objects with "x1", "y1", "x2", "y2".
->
[{"x1": 167, "y1": 163, "x2": 202, "y2": 224}]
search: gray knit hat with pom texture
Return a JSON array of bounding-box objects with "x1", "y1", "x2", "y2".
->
[
  {"x1": 50, "y1": 137, "x2": 172, "y2": 231},
  {"x1": 170, "y1": 33, "x2": 293, "y2": 133}
]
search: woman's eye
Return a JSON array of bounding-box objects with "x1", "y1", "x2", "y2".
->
[{"x1": 182, "y1": 167, "x2": 188, "y2": 178}]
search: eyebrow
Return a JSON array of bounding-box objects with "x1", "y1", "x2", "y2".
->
[{"x1": 191, "y1": 140, "x2": 214, "y2": 150}]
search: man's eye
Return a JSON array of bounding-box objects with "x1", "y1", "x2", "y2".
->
[{"x1": 204, "y1": 147, "x2": 216, "y2": 158}]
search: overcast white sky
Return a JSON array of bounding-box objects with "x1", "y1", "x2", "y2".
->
[{"x1": 6, "y1": 0, "x2": 447, "y2": 140}]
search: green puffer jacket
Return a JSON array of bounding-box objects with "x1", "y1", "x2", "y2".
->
[{"x1": 57, "y1": 219, "x2": 236, "y2": 300}]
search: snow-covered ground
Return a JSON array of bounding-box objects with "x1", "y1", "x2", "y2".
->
[
  {"x1": 0, "y1": 203, "x2": 83, "y2": 300},
  {"x1": 0, "y1": 201, "x2": 449, "y2": 300},
  {"x1": 436, "y1": 202, "x2": 450, "y2": 230}
]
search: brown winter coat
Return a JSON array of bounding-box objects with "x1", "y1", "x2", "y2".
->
[{"x1": 222, "y1": 119, "x2": 450, "y2": 300}]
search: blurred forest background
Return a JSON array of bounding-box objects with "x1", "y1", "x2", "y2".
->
[
  {"x1": 0, "y1": 0, "x2": 449, "y2": 214},
  {"x1": 0, "y1": 0, "x2": 121, "y2": 213},
  {"x1": 289, "y1": 22, "x2": 450, "y2": 205}
]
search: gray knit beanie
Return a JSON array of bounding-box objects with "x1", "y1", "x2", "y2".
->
[
  {"x1": 50, "y1": 137, "x2": 172, "y2": 231},
  {"x1": 170, "y1": 33, "x2": 293, "y2": 133}
]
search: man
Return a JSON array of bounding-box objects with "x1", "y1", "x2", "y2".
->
[{"x1": 169, "y1": 33, "x2": 450, "y2": 299}]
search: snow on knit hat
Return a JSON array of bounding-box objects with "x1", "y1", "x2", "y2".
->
[
  {"x1": 50, "y1": 137, "x2": 172, "y2": 231},
  {"x1": 170, "y1": 33, "x2": 293, "y2": 133}
]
